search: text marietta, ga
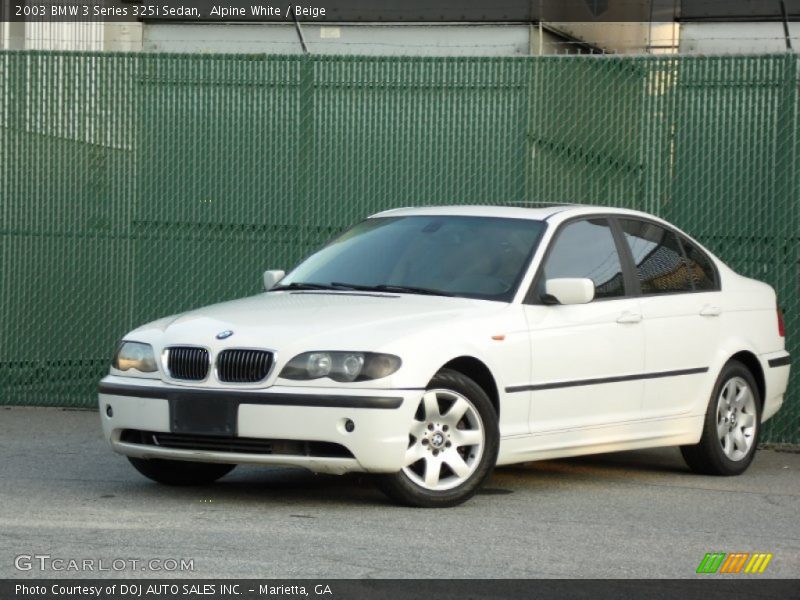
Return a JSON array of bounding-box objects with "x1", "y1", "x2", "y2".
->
[{"x1": 16, "y1": 584, "x2": 333, "y2": 596}]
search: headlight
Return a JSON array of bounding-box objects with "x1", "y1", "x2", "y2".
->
[
  {"x1": 279, "y1": 351, "x2": 401, "y2": 382},
  {"x1": 112, "y1": 341, "x2": 158, "y2": 373}
]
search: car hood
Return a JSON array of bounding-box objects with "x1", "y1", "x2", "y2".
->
[{"x1": 131, "y1": 290, "x2": 507, "y2": 353}]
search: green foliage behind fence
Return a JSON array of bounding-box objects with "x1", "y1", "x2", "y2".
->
[{"x1": 0, "y1": 52, "x2": 797, "y2": 442}]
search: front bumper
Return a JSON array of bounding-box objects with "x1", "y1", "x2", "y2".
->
[{"x1": 98, "y1": 376, "x2": 422, "y2": 474}]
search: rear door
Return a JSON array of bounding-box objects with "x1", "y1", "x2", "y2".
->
[{"x1": 615, "y1": 218, "x2": 722, "y2": 418}]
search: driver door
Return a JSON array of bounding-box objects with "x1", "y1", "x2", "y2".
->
[{"x1": 521, "y1": 217, "x2": 645, "y2": 434}]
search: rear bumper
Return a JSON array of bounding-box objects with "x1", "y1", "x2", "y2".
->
[
  {"x1": 762, "y1": 351, "x2": 791, "y2": 422},
  {"x1": 98, "y1": 376, "x2": 422, "y2": 474}
]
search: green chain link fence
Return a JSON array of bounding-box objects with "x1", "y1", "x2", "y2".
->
[{"x1": 0, "y1": 52, "x2": 797, "y2": 443}]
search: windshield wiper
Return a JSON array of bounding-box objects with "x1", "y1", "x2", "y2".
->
[
  {"x1": 330, "y1": 282, "x2": 454, "y2": 297},
  {"x1": 270, "y1": 282, "x2": 338, "y2": 291}
]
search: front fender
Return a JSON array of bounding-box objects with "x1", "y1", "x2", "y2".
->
[{"x1": 384, "y1": 328, "x2": 531, "y2": 437}]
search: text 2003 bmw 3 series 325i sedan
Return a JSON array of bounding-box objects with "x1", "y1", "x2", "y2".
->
[{"x1": 98, "y1": 205, "x2": 791, "y2": 507}]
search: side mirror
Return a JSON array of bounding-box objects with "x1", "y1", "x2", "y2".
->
[
  {"x1": 263, "y1": 269, "x2": 285, "y2": 291},
  {"x1": 543, "y1": 278, "x2": 595, "y2": 305}
]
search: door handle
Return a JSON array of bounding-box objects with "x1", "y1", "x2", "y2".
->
[
  {"x1": 699, "y1": 305, "x2": 722, "y2": 317},
  {"x1": 616, "y1": 311, "x2": 642, "y2": 324}
]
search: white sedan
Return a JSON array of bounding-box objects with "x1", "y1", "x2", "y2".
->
[{"x1": 99, "y1": 205, "x2": 791, "y2": 507}]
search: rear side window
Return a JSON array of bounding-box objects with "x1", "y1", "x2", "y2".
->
[
  {"x1": 541, "y1": 218, "x2": 625, "y2": 300},
  {"x1": 680, "y1": 236, "x2": 718, "y2": 291},
  {"x1": 619, "y1": 219, "x2": 692, "y2": 295}
]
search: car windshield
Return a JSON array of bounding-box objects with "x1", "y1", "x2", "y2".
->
[{"x1": 277, "y1": 215, "x2": 546, "y2": 301}]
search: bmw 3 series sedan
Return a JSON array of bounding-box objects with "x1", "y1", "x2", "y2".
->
[{"x1": 99, "y1": 205, "x2": 791, "y2": 507}]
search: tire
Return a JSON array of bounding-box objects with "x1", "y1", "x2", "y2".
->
[
  {"x1": 680, "y1": 360, "x2": 761, "y2": 476},
  {"x1": 375, "y1": 368, "x2": 499, "y2": 508},
  {"x1": 128, "y1": 457, "x2": 236, "y2": 486}
]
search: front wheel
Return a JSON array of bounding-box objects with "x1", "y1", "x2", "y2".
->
[
  {"x1": 680, "y1": 360, "x2": 761, "y2": 476},
  {"x1": 128, "y1": 457, "x2": 236, "y2": 486},
  {"x1": 375, "y1": 368, "x2": 499, "y2": 508}
]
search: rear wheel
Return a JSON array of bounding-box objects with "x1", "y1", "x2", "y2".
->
[
  {"x1": 128, "y1": 457, "x2": 236, "y2": 486},
  {"x1": 375, "y1": 368, "x2": 499, "y2": 508},
  {"x1": 681, "y1": 360, "x2": 761, "y2": 476}
]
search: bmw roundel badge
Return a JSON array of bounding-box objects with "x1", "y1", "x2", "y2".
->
[{"x1": 216, "y1": 330, "x2": 234, "y2": 340}]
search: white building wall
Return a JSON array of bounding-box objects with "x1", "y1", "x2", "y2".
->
[
  {"x1": 143, "y1": 23, "x2": 536, "y2": 56},
  {"x1": 16, "y1": 22, "x2": 104, "y2": 50},
  {"x1": 680, "y1": 22, "x2": 800, "y2": 54},
  {"x1": 2, "y1": 20, "x2": 683, "y2": 55},
  {"x1": 1, "y1": 21, "x2": 142, "y2": 51}
]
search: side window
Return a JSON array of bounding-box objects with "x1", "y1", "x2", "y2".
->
[
  {"x1": 619, "y1": 219, "x2": 692, "y2": 294},
  {"x1": 680, "y1": 236, "x2": 718, "y2": 291},
  {"x1": 541, "y1": 218, "x2": 625, "y2": 300}
]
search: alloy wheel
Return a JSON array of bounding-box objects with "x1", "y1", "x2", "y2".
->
[
  {"x1": 402, "y1": 389, "x2": 485, "y2": 491},
  {"x1": 716, "y1": 376, "x2": 757, "y2": 462}
]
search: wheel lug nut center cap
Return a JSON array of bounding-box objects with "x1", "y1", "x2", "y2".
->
[{"x1": 430, "y1": 432, "x2": 445, "y2": 449}]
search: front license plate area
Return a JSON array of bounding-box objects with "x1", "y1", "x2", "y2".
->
[{"x1": 170, "y1": 395, "x2": 237, "y2": 436}]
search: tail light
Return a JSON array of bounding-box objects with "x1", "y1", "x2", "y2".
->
[{"x1": 777, "y1": 305, "x2": 785, "y2": 337}]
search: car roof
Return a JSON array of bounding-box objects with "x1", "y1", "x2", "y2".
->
[{"x1": 370, "y1": 204, "x2": 659, "y2": 222}]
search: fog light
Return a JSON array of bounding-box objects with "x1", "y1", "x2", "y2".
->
[{"x1": 106, "y1": 405, "x2": 113, "y2": 418}]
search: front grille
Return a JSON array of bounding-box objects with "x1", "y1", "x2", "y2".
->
[
  {"x1": 120, "y1": 430, "x2": 353, "y2": 458},
  {"x1": 217, "y1": 349, "x2": 274, "y2": 383},
  {"x1": 166, "y1": 346, "x2": 209, "y2": 381}
]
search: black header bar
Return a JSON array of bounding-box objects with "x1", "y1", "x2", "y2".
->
[{"x1": 3, "y1": 0, "x2": 800, "y2": 24}]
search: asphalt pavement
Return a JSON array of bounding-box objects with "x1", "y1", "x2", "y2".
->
[{"x1": 1, "y1": 406, "x2": 798, "y2": 579}]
